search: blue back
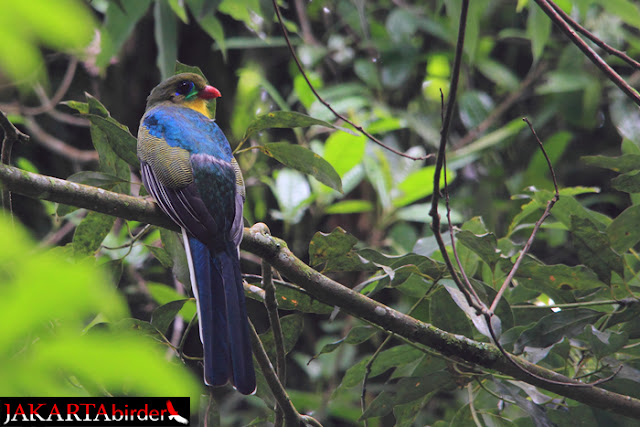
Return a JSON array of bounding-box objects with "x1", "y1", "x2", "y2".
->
[{"x1": 142, "y1": 104, "x2": 233, "y2": 161}]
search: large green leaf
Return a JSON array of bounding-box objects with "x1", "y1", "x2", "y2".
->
[
  {"x1": 314, "y1": 326, "x2": 377, "y2": 358},
  {"x1": 72, "y1": 211, "x2": 116, "y2": 257},
  {"x1": 86, "y1": 114, "x2": 139, "y2": 169},
  {"x1": 608, "y1": 204, "x2": 640, "y2": 253},
  {"x1": 582, "y1": 154, "x2": 640, "y2": 173},
  {"x1": 244, "y1": 111, "x2": 335, "y2": 140},
  {"x1": 97, "y1": 0, "x2": 152, "y2": 68},
  {"x1": 527, "y1": 2, "x2": 551, "y2": 62},
  {"x1": 570, "y1": 215, "x2": 623, "y2": 283},
  {"x1": 430, "y1": 287, "x2": 473, "y2": 336},
  {"x1": 514, "y1": 309, "x2": 603, "y2": 353},
  {"x1": 260, "y1": 142, "x2": 342, "y2": 192},
  {"x1": 612, "y1": 171, "x2": 640, "y2": 193},
  {"x1": 309, "y1": 227, "x2": 366, "y2": 272},
  {"x1": 154, "y1": 1, "x2": 177, "y2": 80},
  {"x1": 259, "y1": 313, "x2": 304, "y2": 362},
  {"x1": 514, "y1": 258, "x2": 606, "y2": 302},
  {"x1": 393, "y1": 165, "x2": 456, "y2": 208}
]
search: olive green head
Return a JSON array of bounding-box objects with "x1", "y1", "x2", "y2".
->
[{"x1": 145, "y1": 73, "x2": 221, "y2": 115}]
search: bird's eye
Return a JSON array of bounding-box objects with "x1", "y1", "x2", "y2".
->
[{"x1": 175, "y1": 81, "x2": 194, "y2": 96}]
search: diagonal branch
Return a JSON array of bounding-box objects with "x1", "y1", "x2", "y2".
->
[
  {"x1": 3, "y1": 162, "x2": 640, "y2": 419},
  {"x1": 533, "y1": 0, "x2": 640, "y2": 107}
]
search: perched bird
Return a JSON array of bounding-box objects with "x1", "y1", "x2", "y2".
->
[{"x1": 137, "y1": 73, "x2": 255, "y2": 394}]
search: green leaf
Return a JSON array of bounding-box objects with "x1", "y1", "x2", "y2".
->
[
  {"x1": 61, "y1": 100, "x2": 89, "y2": 114},
  {"x1": 72, "y1": 211, "x2": 116, "y2": 257},
  {"x1": 97, "y1": 0, "x2": 152, "y2": 68},
  {"x1": 151, "y1": 299, "x2": 190, "y2": 335},
  {"x1": 309, "y1": 227, "x2": 367, "y2": 272},
  {"x1": 513, "y1": 309, "x2": 603, "y2": 353},
  {"x1": 322, "y1": 131, "x2": 367, "y2": 177},
  {"x1": 198, "y1": 15, "x2": 226, "y2": 60},
  {"x1": 360, "y1": 392, "x2": 395, "y2": 419},
  {"x1": 174, "y1": 61, "x2": 206, "y2": 78},
  {"x1": 394, "y1": 372, "x2": 452, "y2": 405},
  {"x1": 338, "y1": 345, "x2": 424, "y2": 389},
  {"x1": 324, "y1": 200, "x2": 373, "y2": 214},
  {"x1": 452, "y1": 118, "x2": 526, "y2": 159},
  {"x1": 612, "y1": 171, "x2": 640, "y2": 193},
  {"x1": 146, "y1": 245, "x2": 174, "y2": 269},
  {"x1": 271, "y1": 285, "x2": 333, "y2": 314},
  {"x1": 456, "y1": 230, "x2": 500, "y2": 268},
  {"x1": 66, "y1": 171, "x2": 126, "y2": 189},
  {"x1": 570, "y1": 215, "x2": 623, "y2": 283},
  {"x1": 393, "y1": 165, "x2": 456, "y2": 207},
  {"x1": 515, "y1": 258, "x2": 606, "y2": 299},
  {"x1": 86, "y1": 114, "x2": 139, "y2": 169},
  {"x1": 244, "y1": 111, "x2": 335, "y2": 140},
  {"x1": 430, "y1": 287, "x2": 473, "y2": 336},
  {"x1": 527, "y1": 2, "x2": 551, "y2": 61},
  {"x1": 259, "y1": 313, "x2": 304, "y2": 362},
  {"x1": 168, "y1": 0, "x2": 189, "y2": 23},
  {"x1": 260, "y1": 142, "x2": 342, "y2": 192},
  {"x1": 160, "y1": 229, "x2": 191, "y2": 287},
  {"x1": 154, "y1": 0, "x2": 178, "y2": 80},
  {"x1": 608, "y1": 204, "x2": 640, "y2": 253},
  {"x1": 315, "y1": 326, "x2": 377, "y2": 357},
  {"x1": 269, "y1": 169, "x2": 313, "y2": 224},
  {"x1": 582, "y1": 154, "x2": 640, "y2": 173},
  {"x1": 581, "y1": 325, "x2": 628, "y2": 359},
  {"x1": 593, "y1": 0, "x2": 640, "y2": 29}
]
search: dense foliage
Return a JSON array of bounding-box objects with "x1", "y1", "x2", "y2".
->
[{"x1": 3, "y1": 0, "x2": 640, "y2": 425}]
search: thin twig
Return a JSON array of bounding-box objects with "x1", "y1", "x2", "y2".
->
[
  {"x1": 454, "y1": 63, "x2": 545, "y2": 149},
  {"x1": 481, "y1": 118, "x2": 624, "y2": 388},
  {"x1": 271, "y1": 0, "x2": 429, "y2": 161},
  {"x1": 0, "y1": 111, "x2": 30, "y2": 216},
  {"x1": 468, "y1": 383, "x2": 483, "y2": 427},
  {"x1": 24, "y1": 116, "x2": 98, "y2": 163},
  {"x1": 533, "y1": 0, "x2": 640, "y2": 107},
  {"x1": 248, "y1": 321, "x2": 322, "y2": 427},
  {"x1": 361, "y1": 334, "x2": 393, "y2": 427},
  {"x1": 489, "y1": 118, "x2": 559, "y2": 313},
  {"x1": 263, "y1": 258, "x2": 287, "y2": 427},
  {"x1": 429, "y1": 0, "x2": 487, "y2": 315},
  {"x1": 547, "y1": 0, "x2": 640, "y2": 70},
  {"x1": 24, "y1": 57, "x2": 79, "y2": 115}
]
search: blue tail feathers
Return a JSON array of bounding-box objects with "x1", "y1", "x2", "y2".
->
[{"x1": 188, "y1": 237, "x2": 256, "y2": 394}]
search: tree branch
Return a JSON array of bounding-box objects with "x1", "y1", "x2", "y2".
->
[
  {"x1": 534, "y1": 0, "x2": 640, "y2": 107},
  {"x1": 2, "y1": 163, "x2": 640, "y2": 418}
]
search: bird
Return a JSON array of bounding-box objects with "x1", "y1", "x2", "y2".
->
[{"x1": 137, "y1": 73, "x2": 256, "y2": 394}]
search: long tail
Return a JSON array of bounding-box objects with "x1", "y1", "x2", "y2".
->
[{"x1": 183, "y1": 232, "x2": 256, "y2": 395}]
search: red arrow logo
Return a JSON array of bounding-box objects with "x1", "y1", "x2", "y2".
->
[{"x1": 166, "y1": 400, "x2": 188, "y2": 425}]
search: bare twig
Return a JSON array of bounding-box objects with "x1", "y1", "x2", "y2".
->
[
  {"x1": 489, "y1": 118, "x2": 559, "y2": 313},
  {"x1": 361, "y1": 334, "x2": 393, "y2": 427},
  {"x1": 429, "y1": 0, "x2": 487, "y2": 315},
  {"x1": 24, "y1": 58, "x2": 79, "y2": 115},
  {"x1": 547, "y1": 0, "x2": 640, "y2": 71},
  {"x1": 24, "y1": 116, "x2": 98, "y2": 163},
  {"x1": 271, "y1": 0, "x2": 429, "y2": 161},
  {"x1": 481, "y1": 118, "x2": 623, "y2": 389},
  {"x1": 262, "y1": 256, "x2": 287, "y2": 427},
  {"x1": 249, "y1": 321, "x2": 322, "y2": 427},
  {"x1": 0, "y1": 111, "x2": 30, "y2": 215},
  {"x1": 454, "y1": 64, "x2": 545, "y2": 149},
  {"x1": 533, "y1": 0, "x2": 640, "y2": 107}
]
